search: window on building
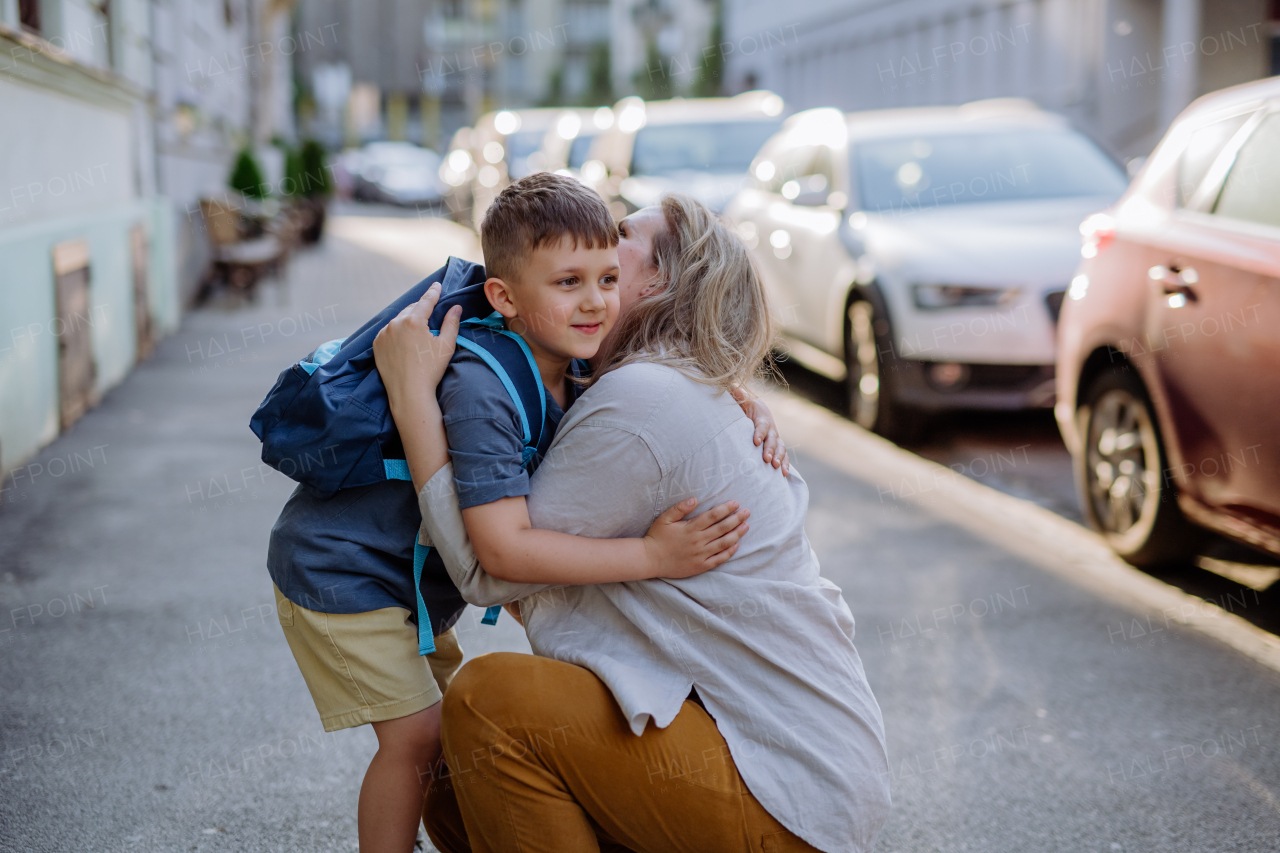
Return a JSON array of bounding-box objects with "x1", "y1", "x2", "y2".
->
[
  {"x1": 19, "y1": 0, "x2": 40, "y2": 33},
  {"x1": 1269, "y1": 1, "x2": 1280, "y2": 76}
]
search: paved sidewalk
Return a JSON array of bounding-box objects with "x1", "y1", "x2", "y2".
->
[{"x1": 0, "y1": 217, "x2": 526, "y2": 852}]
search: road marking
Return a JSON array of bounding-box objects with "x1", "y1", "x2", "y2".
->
[{"x1": 767, "y1": 390, "x2": 1280, "y2": 675}]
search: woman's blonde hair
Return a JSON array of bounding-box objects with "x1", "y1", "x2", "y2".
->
[{"x1": 592, "y1": 193, "x2": 776, "y2": 393}]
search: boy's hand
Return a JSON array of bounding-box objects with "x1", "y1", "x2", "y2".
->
[
  {"x1": 643, "y1": 498, "x2": 750, "y2": 579},
  {"x1": 373, "y1": 283, "x2": 462, "y2": 414},
  {"x1": 731, "y1": 390, "x2": 789, "y2": 476}
]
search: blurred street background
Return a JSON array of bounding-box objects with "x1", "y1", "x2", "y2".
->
[{"x1": 4, "y1": 1, "x2": 1280, "y2": 851}]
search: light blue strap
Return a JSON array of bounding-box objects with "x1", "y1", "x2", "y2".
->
[
  {"x1": 413, "y1": 541, "x2": 437, "y2": 655},
  {"x1": 432, "y1": 313, "x2": 545, "y2": 633},
  {"x1": 463, "y1": 311, "x2": 507, "y2": 330},
  {"x1": 455, "y1": 337, "x2": 532, "y2": 446},
  {"x1": 383, "y1": 459, "x2": 412, "y2": 481},
  {"x1": 299, "y1": 337, "x2": 346, "y2": 375},
  {"x1": 496, "y1": 329, "x2": 546, "y2": 433}
]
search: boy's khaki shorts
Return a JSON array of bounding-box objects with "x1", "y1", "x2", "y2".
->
[{"x1": 274, "y1": 584, "x2": 465, "y2": 732}]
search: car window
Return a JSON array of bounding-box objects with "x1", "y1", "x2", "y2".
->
[
  {"x1": 852, "y1": 128, "x2": 1127, "y2": 214},
  {"x1": 630, "y1": 119, "x2": 783, "y2": 176},
  {"x1": 1177, "y1": 113, "x2": 1252, "y2": 206},
  {"x1": 1212, "y1": 112, "x2": 1280, "y2": 230},
  {"x1": 567, "y1": 132, "x2": 598, "y2": 169},
  {"x1": 505, "y1": 130, "x2": 546, "y2": 179}
]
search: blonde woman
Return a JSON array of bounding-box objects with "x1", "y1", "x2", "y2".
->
[{"x1": 380, "y1": 195, "x2": 890, "y2": 853}]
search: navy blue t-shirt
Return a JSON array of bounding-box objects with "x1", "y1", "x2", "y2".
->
[{"x1": 266, "y1": 347, "x2": 581, "y2": 628}]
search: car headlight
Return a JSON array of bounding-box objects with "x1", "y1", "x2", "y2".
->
[{"x1": 911, "y1": 284, "x2": 1019, "y2": 310}]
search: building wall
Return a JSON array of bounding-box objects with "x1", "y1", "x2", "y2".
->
[
  {"x1": 151, "y1": 0, "x2": 261, "y2": 303},
  {"x1": 722, "y1": 0, "x2": 1271, "y2": 160},
  {"x1": 0, "y1": 26, "x2": 178, "y2": 471},
  {"x1": 0, "y1": 0, "x2": 281, "y2": 473},
  {"x1": 610, "y1": 0, "x2": 716, "y2": 97}
]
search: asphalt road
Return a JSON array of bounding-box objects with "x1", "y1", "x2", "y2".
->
[
  {"x1": 776, "y1": 359, "x2": 1280, "y2": 639},
  {"x1": 2, "y1": 212, "x2": 1278, "y2": 852}
]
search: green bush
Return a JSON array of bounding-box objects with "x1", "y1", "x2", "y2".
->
[
  {"x1": 229, "y1": 148, "x2": 268, "y2": 198},
  {"x1": 298, "y1": 140, "x2": 332, "y2": 198},
  {"x1": 283, "y1": 146, "x2": 305, "y2": 196},
  {"x1": 583, "y1": 43, "x2": 615, "y2": 107}
]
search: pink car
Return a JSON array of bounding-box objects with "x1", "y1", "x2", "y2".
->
[{"x1": 1056, "y1": 76, "x2": 1280, "y2": 567}]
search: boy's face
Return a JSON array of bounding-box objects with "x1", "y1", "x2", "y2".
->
[{"x1": 485, "y1": 236, "x2": 620, "y2": 362}]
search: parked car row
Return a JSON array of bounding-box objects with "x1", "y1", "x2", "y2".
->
[{"x1": 442, "y1": 90, "x2": 785, "y2": 229}]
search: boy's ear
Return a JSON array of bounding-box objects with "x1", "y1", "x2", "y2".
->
[{"x1": 483, "y1": 276, "x2": 518, "y2": 320}]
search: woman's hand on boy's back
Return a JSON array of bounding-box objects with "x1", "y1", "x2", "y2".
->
[
  {"x1": 643, "y1": 498, "x2": 751, "y2": 579},
  {"x1": 374, "y1": 282, "x2": 461, "y2": 414},
  {"x1": 731, "y1": 390, "x2": 789, "y2": 476}
]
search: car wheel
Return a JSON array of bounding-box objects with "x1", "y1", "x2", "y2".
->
[
  {"x1": 1077, "y1": 367, "x2": 1200, "y2": 567},
  {"x1": 845, "y1": 298, "x2": 925, "y2": 444}
]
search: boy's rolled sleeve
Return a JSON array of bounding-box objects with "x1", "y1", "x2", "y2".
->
[{"x1": 443, "y1": 420, "x2": 530, "y2": 508}]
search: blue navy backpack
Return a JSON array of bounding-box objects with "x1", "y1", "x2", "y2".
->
[{"x1": 250, "y1": 256, "x2": 548, "y2": 654}]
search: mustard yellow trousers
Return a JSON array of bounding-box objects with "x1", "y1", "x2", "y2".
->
[{"x1": 423, "y1": 653, "x2": 820, "y2": 853}]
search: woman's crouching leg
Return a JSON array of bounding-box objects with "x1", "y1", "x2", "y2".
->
[
  {"x1": 429, "y1": 652, "x2": 815, "y2": 853},
  {"x1": 430, "y1": 653, "x2": 602, "y2": 853}
]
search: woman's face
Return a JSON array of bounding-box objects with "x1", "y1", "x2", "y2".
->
[{"x1": 615, "y1": 207, "x2": 665, "y2": 318}]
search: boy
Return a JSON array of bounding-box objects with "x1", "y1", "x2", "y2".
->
[{"x1": 270, "y1": 173, "x2": 753, "y2": 853}]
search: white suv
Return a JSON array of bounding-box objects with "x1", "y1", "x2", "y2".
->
[{"x1": 724, "y1": 100, "x2": 1128, "y2": 440}]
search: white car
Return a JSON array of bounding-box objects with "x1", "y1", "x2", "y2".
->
[
  {"x1": 440, "y1": 109, "x2": 564, "y2": 230},
  {"x1": 725, "y1": 100, "x2": 1128, "y2": 440},
  {"x1": 350, "y1": 142, "x2": 445, "y2": 206},
  {"x1": 582, "y1": 91, "x2": 785, "y2": 218}
]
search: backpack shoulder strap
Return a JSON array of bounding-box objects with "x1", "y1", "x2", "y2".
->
[
  {"x1": 454, "y1": 316, "x2": 547, "y2": 632},
  {"x1": 457, "y1": 315, "x2": 547, "y2": 464}
]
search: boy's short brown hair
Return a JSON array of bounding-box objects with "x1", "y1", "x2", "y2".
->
[{"x1": 480, "y1": 173, "x2": 618, "y2": 282}]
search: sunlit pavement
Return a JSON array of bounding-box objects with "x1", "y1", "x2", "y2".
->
[{"x1": 1, "y1": 207, "x2": 1278, "y2": 852}]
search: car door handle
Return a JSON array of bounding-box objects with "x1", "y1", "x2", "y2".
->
[{"x1": 1148, "y1": 265, "x2": 1199, "y2": 300}]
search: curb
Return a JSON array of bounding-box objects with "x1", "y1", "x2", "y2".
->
[{"x1": 767, "y1": 391, "x2": 1280, "y2": 676}]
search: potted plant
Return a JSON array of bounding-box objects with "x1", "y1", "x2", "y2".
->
[{"x1": 295, "y1": 140, "x2": 332, "y2": 243}]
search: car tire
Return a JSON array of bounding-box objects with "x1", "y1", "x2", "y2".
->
[
  {"x1": 844, "y1": 296, "x2": 925, "y2": 444},
  {"x1": 1076, "y1": 366, "x2": 1202, "y2": 567}
]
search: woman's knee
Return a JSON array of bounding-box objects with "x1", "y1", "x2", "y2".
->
[
  {"x1": 441, "y1": 653, "x2": 600, "y2": 743},
  {"x1": 440, "y1": 653, "x2": 527, "y2": 735}
]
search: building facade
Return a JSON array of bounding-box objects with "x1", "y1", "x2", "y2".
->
[
  {"x1": 721, "y1": 0, "x2": 1279, "y2": 160},
  {"x1": 292, "y1": 0, "x2": 614, "y2": 151},
  {"x1": 610, "y1": 0, "x2": 718, "y2": 99},
  {"x1": 0, "y1": 0, "x2": 291, "y2": 473}
]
